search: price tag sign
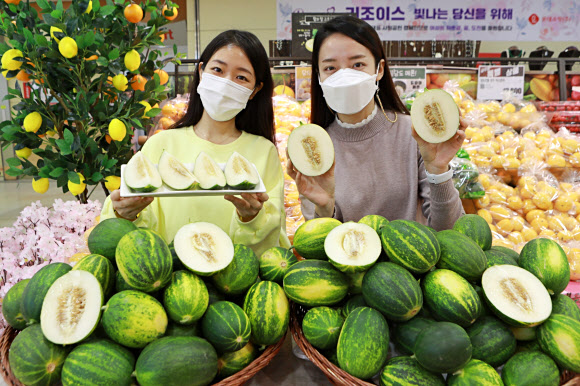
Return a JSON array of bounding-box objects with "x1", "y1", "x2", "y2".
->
[
  {"x1": 477, "y1": 65, "x2": 525, "y2": 100},
  {"x1": 390, "y1": 67, "x2": 427, "y2": 97}
]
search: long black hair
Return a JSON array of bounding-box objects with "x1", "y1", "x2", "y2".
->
[
  {"x1": 173, "y1": 30, "x2": 275, "y2": 144},
  {"x1": 311, "y1": 16, "x2": 409, "y2": 128}
]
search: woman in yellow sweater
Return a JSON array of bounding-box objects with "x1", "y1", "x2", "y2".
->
[{"x1": 100, "y1": 30, "x2": 289, "y2": 256}]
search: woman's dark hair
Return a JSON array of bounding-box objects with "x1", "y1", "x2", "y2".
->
[
  {"x1": 173, "y1": 30, "x2": 275, "y2": 144},
  {"x1": 311, "y1": 16, "x2": 409, "y2": 128}
]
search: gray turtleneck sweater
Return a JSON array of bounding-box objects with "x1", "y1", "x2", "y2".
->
[{"x1": 300, "y1": 109, "x2": 464, "y2": 231}]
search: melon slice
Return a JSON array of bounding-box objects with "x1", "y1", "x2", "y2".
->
[
  {"x1": 225, "y1": 152, "x2": 260, "y2": 190},
  {"x1": 124, "y1": 151, "x2": 162, "y2": 192},
  {"x1": 173, "y1": 222, "x2": 234, "y2": 276},
  {"x1": 324, "y1": 222, "x2": 381, "y2": 273},
  {"x1": 40, "y1": 270, "x2": 103, "y2": 345},
  {"x1": 482, "y1": 265, "x2": 552, "y2": 327},
  {"x1": 194, "y1": 152, "x2": 226, "y2": 190},
  {"x1": 411, "y1": 89, "x2": 460, "y2": 144},
  {"x1": 287, "y1": 124, "x2": 334, "y2": 177},
  {"x1": 158, "y1": 150, "x2": 199, "y2": 190}
]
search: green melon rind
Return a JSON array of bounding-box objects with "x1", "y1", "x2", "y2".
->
[
  {"x1": 243, "y1": 281, "x2": 289, "y2": 346},
  {"x1": 358, "y1": 214, "x2": 389, "y2": 234},
  {"x1": 212, "y1": 244, "x2": 260, "y2": 295},
  {"x1": 302, "y1": 306, "x2": 344, "y2": 350},
  {"x1": 2, "y1": 279, "x2": 30, "y2": 329},
  {"x1": 551, "y1": 294, "x2": 580, "y2": 321},
  {"x1": 201, "y1": 301, "x2": 251, "y2": 353},
  {"x1": 165, "y1": 322, "x2": 199, "y2": 337},
  {"x1": 293, "y1": 218, "x2": 342, "y2": 260},
  {"x1": 453, "y1": 214, "x2": 493, "y2": 251},
  {"x1": 510, "y1": 326, "x2": 537, "y2": 341},
  {"x1": 473, "y1": 284, "x2": 492, "y2": 317},
  {"x1": 336, "y1": 307, "x2": 390, "y2": 380},
  {"x1": 341, "y1": 295, "x2": 367, "y2": 318},
  {"x1": 61, "y1": 339, "x2": 135, "y2": 386},
  {"x1": 393, "y1": 317, "x2": 436, "y2": 355},
  {"x1": 435, "y1": 230, "x2": 488, "y2": 282},
  {"x1": 466, "y1": 316, "x2": 516, "y2": 367},
  {"x1": 283, "y1": 260, "x2": 348, "y2": 307},
  {"x1": 362, "y1": 262, "x2": 423, "y2": 322},
  {"x1": 72, "y1": 254, "x2": 116, "y2": 298},
  {"x1": 380, "y1": 219, "x2": 441, "y2": 274},
  {"x1": 414, "y1": 321, "x2": 472, "y2": 374},
  {"x1": 258, "y1": 247, "x2": 298, "y2": 283},
  {"x1": 519, "y1": 238, "x2": 571, "y2": 295},
  {"x1": 88, "y1": 218, "x2": 138, "y2": 260},
  {"x1": 217, "y1": 342, "x2": 258, "y2": 379},
  {"x1": 345, "y1": 270, "x2": 366, "y2": 295},
  {"x1": 135, "y1": 336, "x2": 218, "y2": 386},
  {"x1": 379, "y1": 356, "x2": 444, "y2": 386},
  {"x1": 484, "y1": 249, "x2": 518, "y2": 268},
  {"x1": 501, "y1": 350, "x2": 560, "y2": 386},
  {"x1": 447, "y1": 359, "x2": 502, "y2": 386},
  {"x1": 490, "y1": 245, "x2": 520, "y2": 263},
  {"x1": 537, "y1": 314, "x2": 580, "y2": 372},
  {"x1": 163, "y1": 270, "x2": 209, "y2": 324}
]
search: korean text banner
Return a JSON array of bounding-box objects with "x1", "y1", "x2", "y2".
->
[{"x1": 277, "y1": 0, "x2": 580, "y2": 41}]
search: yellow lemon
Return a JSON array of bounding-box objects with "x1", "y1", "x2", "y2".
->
[
  {"x1": 104, "y1": 175, "x2": 121, "y2": 191},
  {"x1": 539, "y1": 229, "x2": 556, "y2": 239},
  {"x1": 502, "y1": 103, "x2": 516, "y2": 113},
  {"x1": 50, "y1": 26, "x2": 63, "y2": 42},
  {"x1": 471, "y1": 132, "x2": 485, "y2": 143},
  {"x1": 477, "y1": 209, "x2": 493, "y2": 224},
  {"x1": 478, "y1": 145, "x2": 495, "y2": 158},
  {"x1": 555, "y1": 194, "x2": 573, "y2": 213},
  {"x1": 520, "y1": 104, "x2": 537, "y2": 113},
  {"x1": 497, "y1": 218, "x2": 514, "y2": 235},
  {"x1": 490, "y1": 205, "x2": 511, "y2": 221},
  {"x1": 512, "y1": 216, "x2": 525, "y2": 232},
  {"x1": 491, "y1": 155, "x2": 506, "y2": 169},
  {"x1": 548, "y1": 217, "x2": 566, "y2": 232},
  {"x1": 23, "y1": 111, "x2": 42, "y2": 132},
  {"x1": 522, "y1": 131, "x2": 536, "y2": 141},
  {"x1": 108, "y1": 119, "x2": 126, "y2": 141},
  {"x1": 531, "y1": 218, "x2": 549, "y2": 233},
  {"x1": 546, "y1": 154, "x2": 566, "y2": 167},
  {"x1": 85, "y1": 0, "x2": 93, "y2": 13},
  {"x1": 474, "y1": 195, "x2": 490, "y2": 209},
  {"x1": 507, "y1": 231, "x2": 525, "y2": 245},
  {"x1": 522, "y1": 199, "x2": 536, "y2": 214},
  {"x1": 507, "y1": 196, "x2": 524, "y2": 211},
  {"x1": 59, "y1": 37, "x2": 78, "y2": 58},
  {"x1": 124, "y1": 49, "x2": 140, "y2": 72},
  {"x1": 112, "y1": 74, "x2": 128, "y2": 91},
  {"x1": 140, "y1": 101, "x2": 152, "y2": 118},
  {"x1": 68, "y1": 173, "x2": 86, "y2": 196},
  {"x1": 15, "y1": 147, "x2": 31, "y2": 159},
  {"x1": 32, "y1": 177, "x2": 49, "y2": 194},
  {"x1": 1, "y1": 48, "x2": 23, "y2": 71},
  {"x1": 504, "y1": 157, "x2": 520, "y2": 169},
  {"x1": 478, "y1": 174, "x2": 491, "y2": 189},
  {"x1": 464, "y1": 127, "x2": 478, "y2": 139},
  {"x1": 492, "y1": 239, "x2": 515, "y2": 249},
  {"x1": 532, "y1": 192, "x2": 553, "y2": 210},
  {"x1": 522, "y1": 227, "x2": 538, "y2": 242},
  {"x1": 526, "y1": 209, "x2": 546, "y2": 223}
]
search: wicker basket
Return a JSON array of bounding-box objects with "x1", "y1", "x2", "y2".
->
[
  {"x1": 1, "y1": 326, "x2": 286, "y2": 386},
  {"x1": 290, "y1": 302, "x2": 580, "y2": 386}
]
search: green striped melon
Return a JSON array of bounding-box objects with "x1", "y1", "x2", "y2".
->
[
  {"x1": 490, "y1": 245, "x2": 520, "y2": 263},
  {"x1": 88, "y1": 218, "x2": 138, "y2": 261},
  {"x1": 466, "y1": 315, "x2": 516, "y2": 367},
  {"x1": 519, "y1": 238, "x2": 570, "y2": 295},
  {"x1": 336, "y1": 307, "x2": 389, "y2": 380},
  {"x1": 302, "y1": 306, "x2": 344, "y2": 350},
  {"x1": 393, "y1": 317, "x2": 436, "y2": 355},
  {"x1": 135, "y1": 336, "x2": 218, "y2": 386},
  {"x1": 422, "y1": 269, "x2": 482, "y2": 327},
  {"x1": 201, "y1": 301, "x2": 251, "y2": 353},
  {"x1": 21, "y1": 262, "x2": 71, "y2": 324},
  {"x1": 116, "y1": 229, "x2": 173, "y2": 292},
  {"x1": 453, "y1": 214, "x2": 492, "y2": 251},
  {"x1": 473, "y1": 284, "x2": 492, "y2": 317},
  {"x1": 325, "y1": 222, "x2": 382, "y2": 273},
  {"x1": 168, "y1": 240, "x2": 185, "y2": 271},
  {"x1": 362, "y1": 262, "x2": 423, "y2": 322},
  {"x1": 501, "y1": 350, "x2": 560, "y2": 386},
  {"x1": 510, "y1": 326, "x2": 537, "y2": 341},
  {"x1": 345, "y1": 270, "x2": 366, "y2": 295},
  {"x1": 205, "y1": 281, "x2": 226, "y2": 305},
  {"x1": 72, "y1": 253, "x2": 115, "y2": 297},
  {"x1": 380, "y1": 219, "x2": 440, "y2": 274},
  {"x1": 551, "y1": 294, "x2": 580, "y2": 321},
  {"x1": 163, "y1": 270, "x2": 208, "y2": 324},
  {"x1": 165, "y1": 322, "x2": 199, "y2": 337},
  {"x1": 537, "y1": 314, "x2": 580, "y2": 372},
  {"x1": 217, "y1": 342, "x2": 258, "y2": 379},
  {"x1": 435, "y1": 230, "x2": 488, "y2": 282},
  {"x1": 341, "y1": 294, "x2": 367, "y2": 318},
  {"x1": 516, "y1": 339, "x2": 541, "y2": 353},
  {"x1": 212, "y1": 244, "x2": 259, "y2": 295},
  {"x1": 243, "y1": 281, "x2": 289, "y2": 345},
  {"x1": 293, "y1": 217, "x2": 342, "y2": 259},
  {"x1": 8, "y1": 324, "x2": 69, "y2": 386},
  {"x1": 258, "y1": 246, "x2": 298, "y2": 283},
  {"x1": 379, "y1": 356, "x2": 444, "y2": 386},
  {"x1": 447, "y1": 359, "x2": 502, "y2": 386},
  {"x1": 102, "y1": 290, "x2": 168, "y2": 348},
  {"x1": 358, "y1": 214, "x2": 389, "y2": 234},
  {"x1": 414, "y1": 322, "x2": 472, "y2": 373},
  {"x1": 2, "y1": 279, "x2": 30, "y2": 329},
  {"x1": 484, "y1": 249, "x2": 518, "y2": 268},
  {"x1": 115, "y1": 271, "x2": 139, "y2": 292},
  {"x1": 283, "y1": 260, "x2": 348, "y2": 306},
  {"x1": 61, "y1": 339, "x2": 135, "y2": 386}
]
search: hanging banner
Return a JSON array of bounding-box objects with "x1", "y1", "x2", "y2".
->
[{"x1": 277, "y1": 0, "x2": 580, "y2": 41}]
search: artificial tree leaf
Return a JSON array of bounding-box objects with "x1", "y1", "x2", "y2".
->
[{"x1": 68, "y1": 170, "x2": 80, "y2": 184}]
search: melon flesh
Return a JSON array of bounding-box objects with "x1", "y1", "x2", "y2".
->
[
  {"x1": 324, "y1": 222, "x2": 381, "y2": 272},
  {"x1": 174, "y1": 222, "x2": 234, "y2": 275},
  {"x1": 482, "y1": 265, "x2": 552, "y2": 326},
  {"x1": 411, "y1": 89, "x2": 460, "y2": 144},
  {"x1": 40, "y1": 270, "x2": 103, "y2": 345},
  {"x1": 194, "y1": 152, "x2": 226, "y2": 190},
  {"x1": 287, "y1": 124, "x2": 334, "y2": 177},
  {"x1": 124, "y1": 151, "x2": 162, "y2": 192},
  {"x1": 158, "y1": 150, "x2": 199, "y2": 190},
  {"x1": 225, "y1": 152, "x2": 259, "y2": 190}
]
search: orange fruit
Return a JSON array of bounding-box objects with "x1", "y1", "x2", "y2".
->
[
  {"x1": 105, "y1": 134, "x2": 112, "y2": 144},
  {"x1": 131, "y1": 74, "x2": 147, "y2": 91},
  {"x1": 16, "y1": 70, "x2": 30, "y2": 82},
  {"x1": 154, "y1": 69, "x2": 169, "y2": 85},
  {"x1": 162, "y1": 5, "x2": 178, "y2": 20},
  {"x1": 124, "y1": 4, "x2": 144, "y2": 23},
  {"x1": 5, "y1": 0, "x2": 21, "y2": 5},
  {"x1": 85, "y1": 55, "x2": 98, "y2": 61},
  {"x1": 159, "y1": 117, "x2": 175, "y2": 130}
]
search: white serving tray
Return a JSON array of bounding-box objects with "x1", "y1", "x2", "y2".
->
[{"x1": 120, "y1": 163, "x2": 266, "y2": 197}]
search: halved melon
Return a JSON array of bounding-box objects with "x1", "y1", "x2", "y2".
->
[
  {"x1": 158, "y1": 150, "x2": 199, "y2": 190},
  {"x1": 411, "y1": 89, "x2": 460, "y2": 144},
  {"x1": 173, "y1": 222, "x2": 234, "y2": 276},
  {"x1": 40, "y1": 270, "x2": 103, "y2": 345},
  {"x1": 324, "y1": 222, "x2": 381, "y2": 273},
  {"x1": 225, "y1": 152, "x2": 260, "y2": 190},
  {"x1": 287, "y1": 123, "x2": 334, "y2": 177},
  {"x1": 194, "y1": 152, "x2": 226, "y2": 190},
  {"x1": 482, "y1": 265, "x2": 552, "y2": 327},
  {"x1": 124, "y1": 151, "x2": 162, "y2": 192}
]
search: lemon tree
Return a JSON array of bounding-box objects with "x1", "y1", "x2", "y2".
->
[{"x1": 0, "y1": 0, "x2": 184, "y2": 203}]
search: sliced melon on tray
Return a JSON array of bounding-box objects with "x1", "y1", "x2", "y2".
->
[
  {"x1": 482, "y1": 264, "x2": 552, "y2": 327},
  {"x1": 324, "y1": 222, "x2": 381, "y2": 273},
  {"x1": 40, "y1": 270, "x2": 103, "y2": 345},
  {"x1": 225, "y1": 151, "x2": 260, "y2": 190},
  {"x1": 194, "y1": 151, "x2": 226, "y2": 190},
  {"x1": 287, "y1": 123, "x2": 334, "y2": 177},
  {"x1": 411, "y1": 89, "x2": 460, "y2": 144},
  {"x1": 174, "y1": 222, "x2": 234, "y2": 276},
  {"x1": 158, "y1": 150, "x2": 199, "y2": 190},
  {"x1": 124, "y1": 151, "x2": 162, "y2": 192}
]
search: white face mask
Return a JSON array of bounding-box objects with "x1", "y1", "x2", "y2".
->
[
  {"x1": 197, "y1": 72, "x2": 254, "y2": 121},
  {"x1": 319, "y1": 65, "x2": 379, "y2": 115}
]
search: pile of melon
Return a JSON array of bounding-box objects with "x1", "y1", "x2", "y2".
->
[
  {"x1": 2, "y1": 218, "x2": 295, "y2": 386},
  {"x1": 288, "y1": 214, "x2": 580, "y2": 384}
]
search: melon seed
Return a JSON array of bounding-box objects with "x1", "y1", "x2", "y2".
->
[
  {"x1": 233, "y1": 155, "x2": 250, "y2": 175},
  {"x1": 191, "y1": 233, "x2": 216, "y2": 262},
  {"x1": 301, "y1": 136, "x2": 322, "y2": 169},
  {"x1": 500, "y1": 278, "x2": 533, "y2": 312},
  {"x1": 57, "y1": 286, "x2": 87, "y2": 333},
  {"x1": 342, "y1": 230, "x2": 365, "y2": 259},
  {"x1": 424, "y1": 102, "x2": 446, "y2": 133},
  {"x1": 169, "y1": 159, "x2": 189, "y2": 177}
]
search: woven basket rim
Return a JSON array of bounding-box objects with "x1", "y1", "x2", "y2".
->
[{"x1": 1, "y1": 326, "x2": 286, "y2": 386}]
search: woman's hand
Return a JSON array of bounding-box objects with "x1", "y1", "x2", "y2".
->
[
  {"x1": 110, "y1": 189, "x2": 154, "y2": 221},
  {"x1": 225, "y1": 193, "x2": 269, "y2": 222},
  {"x1": 411, "y1": 117, "x2": 467, "y2": 174}
]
